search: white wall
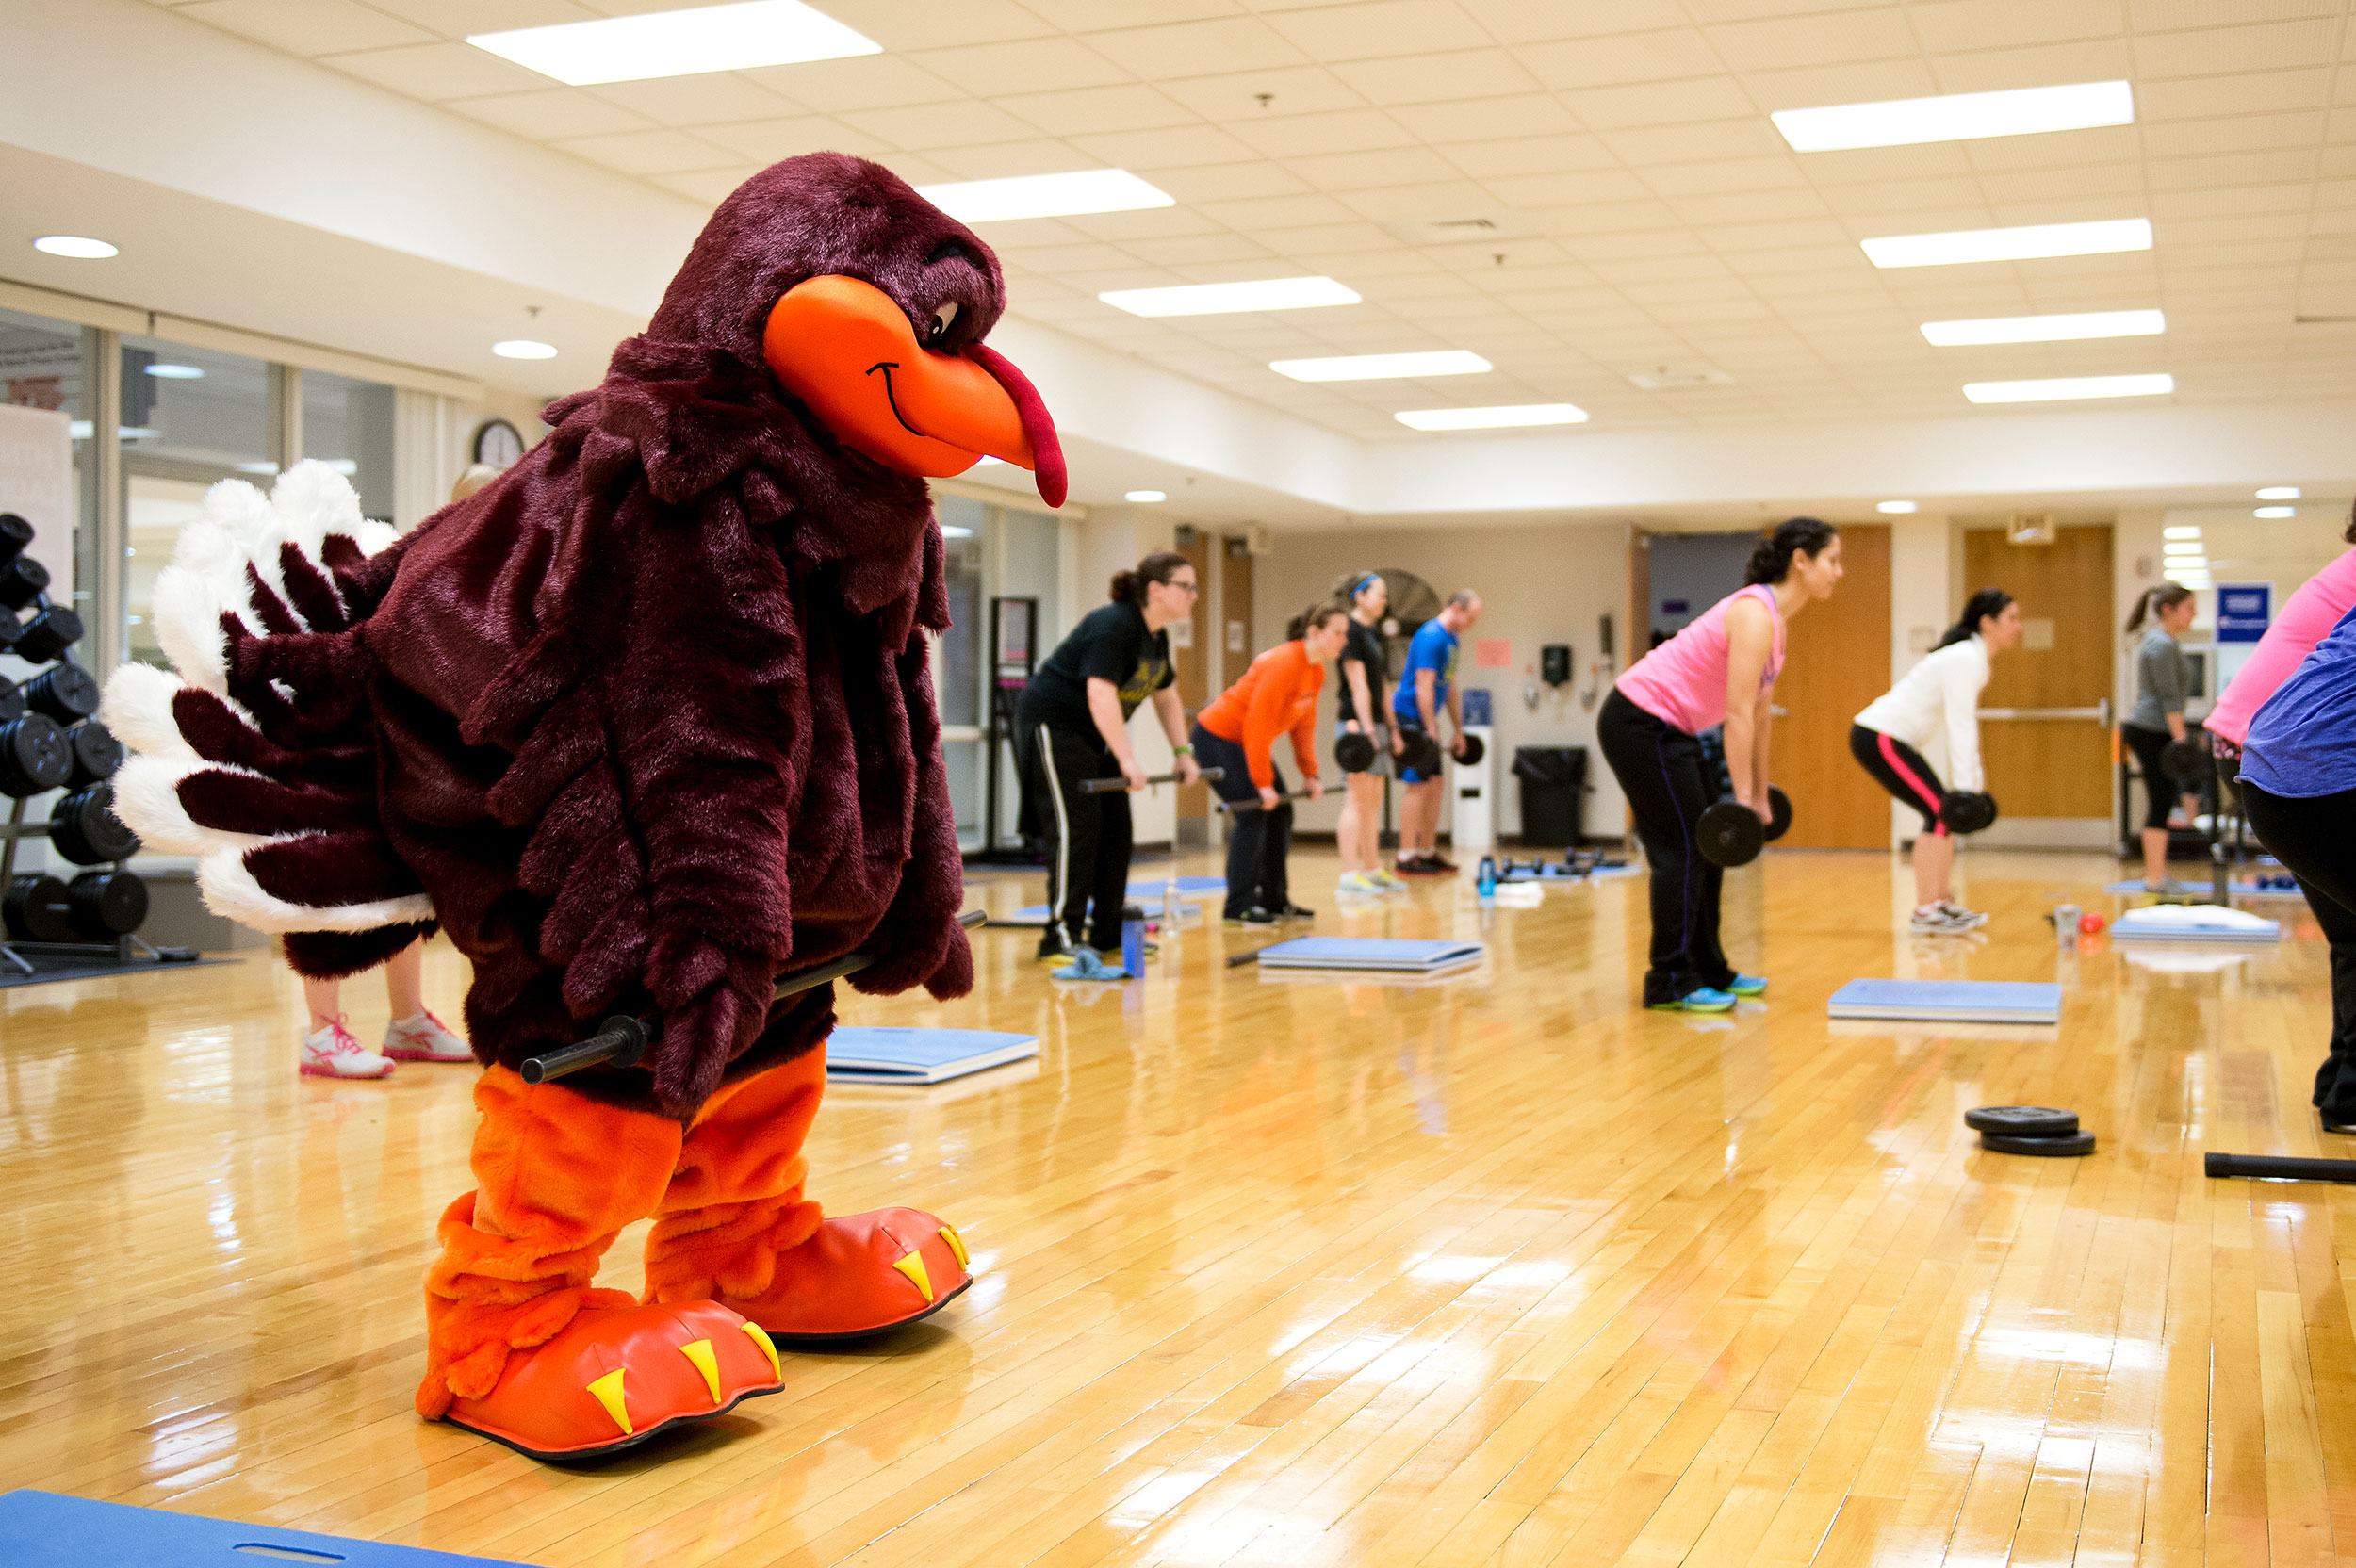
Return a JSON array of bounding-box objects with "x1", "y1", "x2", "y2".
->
[{"x1": 1259, "y1": 521, "x2": 1630, "y2": 843}]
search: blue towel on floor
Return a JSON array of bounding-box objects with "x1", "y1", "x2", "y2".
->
[{"x1": 1052, "y1": 949, "x2": 1129, "y2": 981}]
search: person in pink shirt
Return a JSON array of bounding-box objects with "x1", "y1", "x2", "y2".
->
[
  {"x1": 2207, "y1": 529, "x2": 2356, "y2": 751},
  {"x1": 1599, "y1": 517, "x2": 1844, "y2": 1012}
]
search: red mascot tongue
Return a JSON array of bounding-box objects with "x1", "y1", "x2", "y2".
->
[{"x1": 762, "y1": 275, "x2": 1067, "y2": 508}]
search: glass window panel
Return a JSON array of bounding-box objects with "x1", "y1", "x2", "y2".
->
[
  {"x1": 120, "y1": 335, "x2": 270, "y2": 474},
  {"x1": 998, "y1": 505, "x2": 1060, "y2": 651},
  {"x1": 302, "y1": 368, "x2": 396, "y2": 522},
  {"x1": 936, "y1": 495, "x2": 984, "y2": 729},
  {"x1": 942, "y1": 739, "x2": 983, "y2": 850},
  {"x1": 0, "y1": 305, "x2": 89, "y2": 620}
]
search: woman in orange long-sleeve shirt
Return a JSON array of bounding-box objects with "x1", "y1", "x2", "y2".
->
[{"x1": 1189, "y1": 601, "x2": 1350, "y2": 924}]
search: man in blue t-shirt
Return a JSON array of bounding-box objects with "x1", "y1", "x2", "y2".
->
[{"x1": 1390, "y1": 589, "x2": 1482, "y2": 874}]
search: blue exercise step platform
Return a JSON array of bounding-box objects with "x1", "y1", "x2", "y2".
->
[
  {"x1": 826, "y1": 1026, "x2": 1039, "y2": 1085},
  {"x1": 0, "y1": 1491, "x2": 528, "y2": 1566},
  {"x1": 1828, "y1": 979, "x2": 2063, "y2": 1024},
  {"x1": 2111, "y1": 906, "x2": 2281, "y2": 943},
  {"x1": 1252, "y1": 937, "x2": 1485, "y2": 973}
]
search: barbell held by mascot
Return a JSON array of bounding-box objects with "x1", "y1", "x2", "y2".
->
[{"x1": 103, "y1": 152, "x2": 1063, "y2": 1462}]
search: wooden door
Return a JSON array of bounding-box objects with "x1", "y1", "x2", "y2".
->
[
  {"x1": 1964, "y1": 524, "x2": 2114, "y2": 821},
  {"x1": 1174, "y1": 530, "x2": 1212, "y2": 821},
  {"x1": 1222, "y1": 536, "x2": 1254, "y2": 680},
  {"x1": 1772, "y1": 523, "x2": 1890, "y2": 848}
]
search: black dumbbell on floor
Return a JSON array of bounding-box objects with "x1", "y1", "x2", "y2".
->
[
  {"x1": 4, "y1": 869, "x2": 148, "y2": 942},
  {"x1": 1697, "y1": 785, "x2": 1793, "y2": 868}
]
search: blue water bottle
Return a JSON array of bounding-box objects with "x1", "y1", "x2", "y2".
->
[
  {"x1": 1476, "y1": 856, "x2": 1497, "y2": 900},
  {"x1": 1120, "y1": 904, "x2": 1146, "y2": 976}
]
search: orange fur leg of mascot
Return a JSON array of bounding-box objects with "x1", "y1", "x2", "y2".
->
[{"x1": 643, "y1": 1048, "x2": 972, "y2": 1339}]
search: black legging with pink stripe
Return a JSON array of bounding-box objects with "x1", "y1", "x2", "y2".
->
[{"x1": 1849, "y1": 723, "x2": 1950, "y2": 835}]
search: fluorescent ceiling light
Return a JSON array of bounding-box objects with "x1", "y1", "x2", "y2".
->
[
  {"x1": 33, "y1": 235, "x2": 117, "y2": 259},
  {"x1": 1273, "y1": 350, "x2": 1491, "y2": 383},
  {"x1": 2166, "y1": 569, "x2": 2210, "y2": 583},
  {"x1": 1921, "y1": 308, "x2": 2164, "y2": 346},
  {"x1": 493, "y1": 339, "x2": 558, "y2": 360},
  {"x1": 1394, "y1": 403, "x2": 1586, "y2": 431},
  {"x1": 1864, "y1": 219, "x2": 2151, "y2": 270},
  {"x1": 918, "y1": 170, "x2": 1172, "y2": 223},
  {"x1": 940, "y1": 525, "x2": 973, "y2": 538},
  {"x1": 2255, "y1": 506, "x2": 2297, "y2": 518},
  {"x1": 236, "y1": 462, "x2": 281, "y2": 475},
  {"x1": 1876, "y1": 499, "x2": 1918, "y2": 514},
  {"x1": 2257, "y1": 486, "x2": 2300, "y2": 499},
  {"x1": 1962, "y1": 372, "x2": 2173, "y2": 403},
  {"x1": 143, "y1": 363, "x2": 204, "y2": 380},
  {"x1": 2163, "y1": 526, "x2": 2202, "y2": 539},
  {"x1": 1774, "y1": 80, "x2": 2134, "y2": 153},
  {"x1": 467, "y1": 0, "x2": 877, "y2": 86},
  {"x1": 2164, "y1": 542, "x2": 2203, "y2": 555},
  {"x1": 1100, "y1": 277, "x2": 1360, "y2": 318},
  {"x1": 1125, "y1": 490, "x2": 1168, "y2": 503}
]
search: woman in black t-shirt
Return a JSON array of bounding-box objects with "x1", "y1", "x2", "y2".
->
[
  {"x1": 1015, "y1": 551, "x2": 1203, "y2": 961},
  {"x1": 1332, "y1": 570, "x2": 1404, "y2": 895}
]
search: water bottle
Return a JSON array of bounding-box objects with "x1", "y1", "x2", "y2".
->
[
  {"x1": 1165, "y1": 874, "x2": 1181, "y2": 935},
  {"x1": 1121, "y1": 904, "x2": 1146, "y2": 976},
  {"x1": 1476, "y1": 855, "x2": 1497, "y2": 900}
]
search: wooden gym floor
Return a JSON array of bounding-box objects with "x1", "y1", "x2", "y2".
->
[{"x1": 0, "y1": 846, "x2": 2345, "y2": 1566}]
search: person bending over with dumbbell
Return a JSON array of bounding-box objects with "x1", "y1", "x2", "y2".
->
[
  {"x1": 1190, "y1": 602, "x2": 1345, "y2": 925},
  {"x1": 2237, "y1": 597, "x2": 2356, "y2": 1133},
  {"x1": 1599, "y1": 517, "x2": 1842, "y2": 1013},
  {"x1": 2121, "y1": 583, "x2": 2201, "y2": 892},
  {"x1": 1851, "y1": 588, "x2": 2020, "y2": 935},
  {"x1": 1016, "y1": 550, "x2": 1202, "y2": 965},
  {"x1": 1390, "y1": 589, "x2": 1482, "y2": 875},
  {"x1": 1333, "y1": 570, "x2": 1404, "y2": 897}
]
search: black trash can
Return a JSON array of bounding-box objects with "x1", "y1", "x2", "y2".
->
[{"x1": 1513, "y1": 745, "x2": 1587, "y2": 848}]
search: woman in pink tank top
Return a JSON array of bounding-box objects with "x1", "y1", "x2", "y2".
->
[{"x1": 1598, "y1": 518, "x2": 1844, "y2": 1011}]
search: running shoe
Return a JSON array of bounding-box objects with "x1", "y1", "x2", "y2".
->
[
  {"x1": 1726, "y1": 974, "x2": 1767, "y2": 997},
  {"x1": 1646, "y1": 988, "x2": 1735, "y2": 1014},
  {"x1": 300, "y1": 1018, "x2": 395, "y2": 1079},
  {"x1": 1275, "y1": 902, "x2": 1316, "y2": 920},
  {"x1": 383, "y1": 1010, "x2": 472, "y2": 1063},
  {"x1": 1338, "y1": 872, "x2": 1383, "y2": 896},
  {"x1": 1036, "y1": 941, "x2": 1089, "y2": 965},
  {"x1": 1908, "y1": 904, "x2": 1979, "y2": 935},
  {"x1": 1935, "y1": 900, "x2": 1988, "y2": 930},
  {"x1": 1368, "y1": 869, "x2": 1410, "y2": 892},
  {"x1": 1224, "y1": 907, "x2": 1278, "y2": 926}
]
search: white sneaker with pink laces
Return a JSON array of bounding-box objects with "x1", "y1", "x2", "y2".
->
[
  {"x1": 299, "y1": 1017, "x2": 395, "y2": 1079},
  {"x1": 383, "y1": 1010, "x2": 473, "y2": 1063}
]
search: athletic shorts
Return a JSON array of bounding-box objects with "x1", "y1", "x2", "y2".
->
[{"x1": 1850, "y1": 723, "x2": 1949, "y2": 836}]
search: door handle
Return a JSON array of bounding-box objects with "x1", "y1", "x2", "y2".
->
[{"x1": 1979, "y1": 706, "x2": 2109, "y2": 720}]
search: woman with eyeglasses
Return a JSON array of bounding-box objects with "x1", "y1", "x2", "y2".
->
[{"x1": 1014, "y1": 551, "x2": 1203, "y2": 964}]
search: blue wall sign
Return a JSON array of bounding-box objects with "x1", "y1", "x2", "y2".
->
[{"x1": 2216, "y1": 582, "x2": 2270, "y2": 644}]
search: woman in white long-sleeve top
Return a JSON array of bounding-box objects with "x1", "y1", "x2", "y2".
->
[{"x1": 1851, "y1": 588, "x2": 2022, "y2": 934}]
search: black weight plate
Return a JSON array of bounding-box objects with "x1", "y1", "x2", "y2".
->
[
  {"x1": 1981, "y1": 1130, "x2": 2097, "y2": 1157},
  {"x1": 1333, "y1": 731, "x2": 1377, "y2": 773},
  {"x1": 0, "y1": 714, "x2": 69, "y2": 796},
  {"x1": 1941, "y1": 791, "x2": 1999, "y2": 835},
  {"x1": 69, "y1": 870, "x2": 147, "y2": 936},
  {"x1": 1399, "y1": 728, "x2": 1443, "y2": 777},
  {"x1": 1763, "y1": 784, "x2": 1793, "y2": 842},
  {"x1": 0, "y1": 611, "x2": 20, "y2": 652},
  {"x1": 4, "y1": 874, "x2": 75, "y2": 943},
  {"x1": 1697, "y1": 801, "x2": 1763, "y2": 867},
  {"x1": 24, "y1": 663, "x2": 98, "y2": 723},
  {"x1": 14, "y1": 606, "x2": 82, "y2": 662},
  {"x1": 1965, "y1": 1105, "x2": 2078, "y2": 1137},
  {"x1": 1456, "y1": 732, "x2": 1485, "y2": 767},
  {"x1": 2160, "y1": 737, "x2": 2206, "y2": 782},
  {"x1": 66, "y1": 721, "x2": 122, "y2": 785},
  {"x1": 53, "y1": 784, "x2": 139, "y2": 864},
  {"x1": 0, "y1": 554, "x2": 47, "y2": 611},
  {"x1": 0, "y1": 512, "x2": 30, "y2": 567},
  {"x1": 0, "y1": 676, "x2": 19, "y2": 725}
]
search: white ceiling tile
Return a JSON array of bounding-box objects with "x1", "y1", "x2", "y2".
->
[
  {"x1": 1069, "y1": 123, "x2": 1266, "y2": 169},
  {"x1": 1518, "y1": 29, "x2": 1727, "y2": 91},
  {"x1": 587, "y1": 75, "x2": 803, "y2": 128},
  {"x1": 178, "y1": 0, "x2": 435, "y2": 55},
  {"x1": 1027, "y1": 0, "x2": 1242, "y2": 25},
  {"x1": 358, "y1": 0, "x2": 592, "y2": 29},
  {"x1": 1643, "y1": 155, "x2": 1810, "y2": 197},
  {"x1": 1972, "y1": 163, "x2": 2147, "y2": 204},
  {"x1": 1265, "y1": 222, "x2": 1421, "y2": 254},
  {"x1": 1335, "y1": 179, "x2": 1513, "y2": 221},
  {"x1": 1155, "y1": 65, "x2": 1371, "y2": 119},
  {"x1": 550, "y1": 128, "x2": 743, "y2": 175},
  {"x1": 1263, "y1": 1, "x2": 1493, "y2": 60},
  {"x1": 2135, "y1": 21, "x2": 2335, "y2": 79},
  {"x1": 1118, "y1": 234, "x2": 1282, "y2": 267},
  {"x1": 1283, "y1": 146, "x2": 1466, "y2": 191},
  {"x1": 834, "y1": 100, "x2": 1046, "y2": 148},
  {"x1": 1962, "y1": 123, "x2": 2144, "y2": 171},
  {"x1": 1928, "y1": 39, "x2": 2136, "y2": 93},
  {"x1": 928, "y1": 139, "x2": 1111, "y2": 179},
  {"x1": 1195, "y1": 192, "x2": 1370, "y2": 227},
  {"x1": 323, "y1": 41, "x2": 555, "y2": 99},
  {"x1": 1443, "y1": 135, "x2": 1622, "y2": 179},
  {"x1": 909, "y1": 37, "x2": 1136, "y2": 96},
  {"x1": 1710, "y1": 8, "x2": 1918, "y2": 72},
  {"x1": 1563, "y1": 227, "x2": 1710, "y2": 258},
  {"x1": 1088, "y1": 16, "x2": 1310, "y2": 78},
  {"x1": 697, "y1": 116, "x2": 895, "y2": 163},
  {"x1": 446, "y1": 88, "x2": 654, "y2": 141},
  {"x1": 1228, "y1": 108, "x2": 1418, "y2": 158},
  {"x1": 1057, "y1": 205, "x2": 1235, "y2": 240},
  {"x1": 1390, "y1": 95, "x2": 1584, "y2": 143},
  {"x1": 820, "y1": 0, "x2": 1058, "y2": 51},
  {"x1": 996, "y1": 84, "x2": 1200, "y2": 137},
  {"x1": 2155, "y1": 185, "x2": 2325, "y2": 219},
  {"x1": 2144, "y1": 111, "x2": 2328, "y2": 159},
  {"x1": 1667, "y1": 188, "x2": 1831, "y2": 223},
  {"x1": 1146, "y1": 161, "x2": 1310, "y2": 202},
  {"x1": 1480, "y1": 169, "x2": 1658, "y2": 207},
  {"x1": 738, "y1": 56, "x2": 964, "y2": 112},
  {"x1": 2149, "y1": 148, "x2": 2320, "y2": 188},
  {"x1": 1458, "y1": 0, "x2": 1695, "y2": 44},
  {"x1": 2137, "y1": 69, "x2": 2331, "y2": 120},
  {"x1": 2130, "y1": 0, "x2": 2340, "y2": 30},
  {"x1": 1562, "y1": 76, "x2": 1758, "y2": 130},
  {"x1": 647, "y1": 168, "x2": 761, "y2": 204},
  {"x1": 1330, "y1": 50, "x2": 1547, "y2": 105},
  {"x1": 1909, "y1": 0, "x2": 2126, "y2": 54}
]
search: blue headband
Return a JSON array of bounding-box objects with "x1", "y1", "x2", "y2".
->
[{"x1": 1354, "y1": 574, "x2": 1381, "y2": 597}]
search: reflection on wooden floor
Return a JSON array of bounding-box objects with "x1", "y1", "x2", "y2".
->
[{"x1": 0, "y1": 847, "x2": 2343, "y2": 1566}]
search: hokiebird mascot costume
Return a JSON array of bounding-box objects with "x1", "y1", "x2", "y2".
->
[{"x1": 104, "y1": 154, "x2": 1066, "y2": 1461}]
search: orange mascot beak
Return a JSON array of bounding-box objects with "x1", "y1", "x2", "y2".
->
[{"x1": 762, "y1": 275, "x2": 1067, "y2": 508}]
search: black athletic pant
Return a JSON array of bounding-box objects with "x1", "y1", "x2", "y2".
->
[
  {"x1": 1597, "y1": 688, "x2": 1737, "y2": 1004},
  {"x1": 2241, "y1": 782, "x2": 2356, "y2": 1122},
  {"x1": 1849, "y1": 723, "x2": 1949, "y2": 836},
  {"x1": 1189, "y1": 723, "x2": 1292, "y2": 918},
  {"x1": 1016, "y1": 719, "x2": 1131, "y2": 954},
  {"x1": 2122, "y1": 723, "x2": 2182, "y2": 831}
]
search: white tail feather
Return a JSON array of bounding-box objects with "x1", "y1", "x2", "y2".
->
[
  {"x1": 109, "y1": 755, "x2": 231, "y2": 858},
  {"x1": 197, "y1": 845, "x2": 434, "y2": 934},
  {"x1": 99, "y1": 662, "x2": 197, "y2": 763}
]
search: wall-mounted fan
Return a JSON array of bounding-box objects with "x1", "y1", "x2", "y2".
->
[{"x1": 1372, "y1": 568, "x2": 1442, "y2": 656}]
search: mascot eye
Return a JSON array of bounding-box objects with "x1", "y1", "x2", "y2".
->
[{"x1": 927, "y1": 302, "x2": 957, "y2": 344}]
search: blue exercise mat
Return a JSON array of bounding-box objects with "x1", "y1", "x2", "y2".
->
[
  {"x1": 1827, "y1": 979, "x2": 2063, "y2": 1024},
  {"x1": 827, "y1": 1027, "x2": 1039, "y2": 1085},
  {"x1": 2111, "y1": 906, "x2": 2281, "y2": 943},
  {"x1": 0, "y1": 1491, "x2": 528, "y2": 1566},
  {"x1": 1253, "y1": 937, "x2": 1485, "y2": 972},
  {"x1": 2102, "y1": 878, "x2": 2304, "y2": 897},
  {"x1": 1130, "y1": 876, "x2": 1225, "y2": 895}
]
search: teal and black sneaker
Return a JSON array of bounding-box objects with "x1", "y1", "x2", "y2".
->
[
  {"x1": 1727, "y1": 974, "x2": 1767, "y2": 997},
  {"x1": 1646, "y1": 987, "x2": 1735, "y2": 1013}
]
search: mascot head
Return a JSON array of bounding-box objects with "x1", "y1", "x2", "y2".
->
[{"x1": 648, "y1": 151, "x2": 1065, "y2": 507}]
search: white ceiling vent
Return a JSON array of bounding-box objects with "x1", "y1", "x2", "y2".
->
[
  {"x1": 1383, "y1": 214, "x2": 1536, "y2": 247},
  {"x1": 1626, "y1": 366, "x2": 1738, "y2": 390}
]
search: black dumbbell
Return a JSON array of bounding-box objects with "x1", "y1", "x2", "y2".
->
[
  {"x1": 0, "y1": 610, "x2": 20, "y2": 656},
  {"x1": 2160, "y1": 736, "x2": 2208, "y2": 782},
  {"x1": 1455, "y1": 732, "x2": 1485, "y2": 767},
  {"x1": 0, "y1": 675, "x2": 19, "y2": 725},
  {"x1": 68, "y1": 869, "x2": 147, "y2": 936},
  {"x1": 1334, "y1": 731, "x2": 1377, "y2": 773},
  {"x1": 65, "y1": 721, "x2": 123, "y2": 787},
  {"x1": 0, "y1": 554, "x2": 47, "y2": 611},
  {"x1": 1697, "y1": 784, "x2": 1793, "y2": 868},
  {"x1": 1397, "y1": 727, "x2": 1445, "y2": 777},
  {"x1": 22, "y1": 663, "x2": 98, "y2": 724},
  {"x1": 47, "y1": 784, "x2": 139, "y2": 863},
  {"x1": 0, "y1": 513, "x2": 30, "y2": 568},
  {"x1": 0, "y1": 713, "x2": 69, "y2": 797},
  {"x1": 14, "y1": 606, "x2": 81, "y2": 662},
  {"x1": 4, "y1": 874, "x2": 74, "y2": 942},
  {"x1": 1939, "y1": 791, "x2": 1999, "y2": 835}
]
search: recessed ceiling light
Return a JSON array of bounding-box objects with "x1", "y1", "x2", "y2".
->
[
  {"x1": 1272, "y1": 350, "x2": 1491, "y2": 383},
  {"x1": 2255, "y1": 506, "x2": 2297, "y2": 518},
  {"x1": 1863, "y1": 218, "x2": 2151, "y2": 270},
  {"x1": 33, "y1": 235, "x2": 117, "y2": 259},
  {"x1": 2256, "y1": 486, "x2": 2300, "y2": 499},
  {"x1": 1773, "y1": 80, "x2": 2135, "y2": 153},
  {"x1": 1963, "y1": 372, "x2": 2173, "y2": 403},
  {"x1": 940, "y1": 525, "x2": 974, "y2": 538},
  {"x1": 1100, "y1": 276, "x2": 1360, "y2": 317},
  {"x1": 1394, "y1": 403, "x2": 1587, "y2": 431},
  {"x1": 142, "y1": 363, "x2": 205, "y2": 380},
  {"x1": 2164, "y1": 542, "x2": 2204, "y2": 555},
  {"x1": 1126, "y1": 490, "x2": 1167, "y2": 503},
  {"x1": 467, "y1": 0, "x2": 878, "y2": 86},
  {"x1": 493, "y1": 339, "x2": 558, "y2": 360},
  {"x1": 2163, "y1": 527, "x2": 2201, "y2": 540},
  {"x1": 1921, "y1": 309, "x2": 2165, "y2": 346},
  {"x1": 917, "y1": 170, "x2": 1172, "y2": 223},
  {"x1": 236, "y1": 461, "x2": 281, "y2": 475},
  {"x1": 1876, "y1": 499, "x2": 1918, "y2": 514}
]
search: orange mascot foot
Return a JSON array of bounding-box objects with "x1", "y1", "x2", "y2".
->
[
  {"x1": 442, "y1": 1298, "x2": 788, "y2": 1461},
  {"x1": 722, "y1": 1208, "x2": 973, "y2": 1342}
]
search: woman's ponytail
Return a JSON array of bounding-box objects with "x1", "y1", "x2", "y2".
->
[
  {"x1": 1744, "y1": 516, "x2": 1840, "y2": 585},
  {"x1": 1936, "y1": 587, "x2": 2015, "y2": 648},
  {"x1": 1111, "y1": 550, "x2": 1190, "y2": 605},
  {"x1": 1287, "y1": 600, "x2": 1348, "y2": 642},
  {"x1": 2125, "y1": 582, "x2": 2192, "y2": 634}
]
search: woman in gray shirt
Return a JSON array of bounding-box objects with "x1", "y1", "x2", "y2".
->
[{"x1": 2120, "y1": 583, "x2": 2200, "y2": 890}]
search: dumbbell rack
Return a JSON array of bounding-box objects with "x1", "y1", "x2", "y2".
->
[{"x1": 0, "y1": 792, "x2": 172, "y2": 976}]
